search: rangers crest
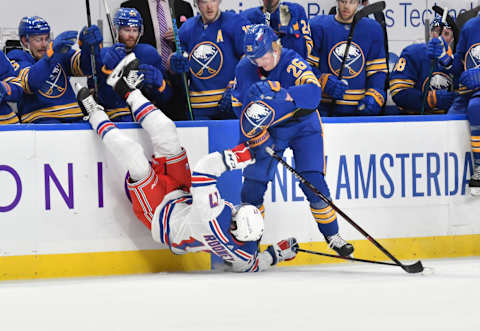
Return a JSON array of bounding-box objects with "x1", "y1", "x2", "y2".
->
[
  {"x1": 189, "y1": 41, "x2": 223, "y2": 80},
  {"x1": 328, "y1": 41, "x2": 365, "y2": 79}
]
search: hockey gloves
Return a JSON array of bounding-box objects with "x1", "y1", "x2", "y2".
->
[
  {"x1": 427, "y1": 37, "x2": 452, "y2": 68},
  {"x1": 321, "y1": 74, "x2": 348, "y2": 100},
  {"x1": 48, "y1": 30, "x2": 78, "y2": 58},
  {"x1": 0, "y1": 82, "x2": 7, "y2": 104},
  {"x1": 218, "y1": 81, "x2": 235, "y2": 113},
  {"x1": 266, "y1": 237, "x2": 299, "y2": 265},
  {"x1": 79, "y1": 25, "x2": 103, "y2": 49},
  {"x1": 427, "y1": 90, "x2": 455, "y2": 111},
  {"x1": 247, "y1": 80, "x2": 288, "y2": 102},
  {"x1": 279, "y1": 5, "x2": 301, "y2": 37},
  {"x1": 358, "y1": 89, "x2": 385, "y2": 115},
  {"x1": 223, "y1": 143, "x2": 255, "y2": 170},
  {"x1": 139, "y1": 64, "x2": 164, "y2": 90},
  {"x1": 459, "y1": 68, "x2": 480, "y2": 90},
  {"x1": 169, "y1": 49, "x2": 190, "y2": 74},
  {"x1": 103, "y1": 43, "x2": 127, "y2": 71}
]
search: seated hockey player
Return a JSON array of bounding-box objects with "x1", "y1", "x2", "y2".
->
[
  {"x1": 0, "y1": 50, "x2": 23, "y2": 124},
  {"x1": 447, "y1": 13, "x2": 480, "y2": 196},
  {"x1": 8, "y1": 16, "x2": 102, "y2": 123},
  {"x1": 389, "y1": 18, "x2": 455, "y2": 114},
  {"x1": 308, "y1": 0, "x2": 388, "y2": 117},
  {"x1": 75, "y1": 52, "x2": 298, "y2": 272},
  {"x1": 98, "y1": 7, "x2": 172, "y2": 122},
  {"x1": 168, "y1": 0, "x2": 250, "y2": 120},
  {"x1": 231, "y1": 24, "x2": 354, "y2": 257},
  {"x1": 240, "y1": 0, "x2": 312, "y2": 59}
]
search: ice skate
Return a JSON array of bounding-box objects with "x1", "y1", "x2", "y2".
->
[
  {"x1": 325, "y1": 233, "x2": 354, "y2": 257},
  {"x1": 74, "y1": 83, "x2": 103, "y2": 116},
  {"x1": 469, "y1": 165, "x2": 480, "y2": 196},
  {"x1": 106, "y1": 52, "x2": 143, "y2": 99}
]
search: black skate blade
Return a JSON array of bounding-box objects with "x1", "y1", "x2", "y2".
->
[{"x1": 402, "y1": 260, "x2": 424, "y2": 274}]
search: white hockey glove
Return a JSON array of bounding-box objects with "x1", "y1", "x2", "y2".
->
[
  {"x1": 266, "y1": 237, "x2": 299, "y2": 265},
  {"x1": 223, "y1": 143, "x2": 255, "y2": 170}
]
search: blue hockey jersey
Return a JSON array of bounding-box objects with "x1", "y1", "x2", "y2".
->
[
  {"x1": 0, "y1": 51, "x2": 22, "y2": 124},
  {"x1": 98, "y1": 43, "x2": 172, "y2": 122},
  {"x1": 240, "y1": 2, "x2": 312, "y2": 59},
  {"x1": 178, "y1": 11, "x2": 250, "y2": 119},
  {"x1": 390, "y1": 43, "x2": 453, "y2": 114},
  {"x1": 308, "y1": 15, "x2": 387, "y2": 116},
  {"x1": 8, "y1": 49, "x2": 90, "y2": 123}
]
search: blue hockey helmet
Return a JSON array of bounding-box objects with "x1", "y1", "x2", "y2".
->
[
  {"x1": 430, "y1": 17, "x2": 451, "y2": 30},
  {"x1": 244, "y1": 24, "x2": 279, "y2": 64},
  {"x1": 18, "y1": 16, "x2": 51, "y2": 39},
  {"x1": 114, "y1": 8, "x2": 143, "y2": 34}
]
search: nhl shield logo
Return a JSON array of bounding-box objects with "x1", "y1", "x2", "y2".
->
[
  {"x1": 465, "y1": 43, "x2": 480, "y2": 70},
  {"x1": 39, "y1": 63, "x2": 67, "y2": 98},
  {"x1": 328, "y1": 41, "x2": 365, "y2": 79},
  {"x1": 189, "y1": 41, "x2": 223, "y2": 80},
  {"x1": 422, "y1": 72, "x2": 453, "y2": 92}
]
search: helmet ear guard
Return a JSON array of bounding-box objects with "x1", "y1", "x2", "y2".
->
[{"x1": 230, "y1": 204, "x2": 264, "y2": 242}]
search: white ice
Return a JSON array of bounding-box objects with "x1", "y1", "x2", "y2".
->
[{"x1": 0, "y1": 257, "x2": 479, "y2": 331}]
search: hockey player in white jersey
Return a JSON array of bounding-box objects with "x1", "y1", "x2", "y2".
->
[{"x1": 75, "y1": 53, "x2": 298, "y2": 272}]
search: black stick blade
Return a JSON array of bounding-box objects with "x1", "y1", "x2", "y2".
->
[
  {"x1": 402, "y1": 260, "x2": 424, "y2": 274},
  {"x1": 354, "y1": 1, "x2": 386, "y2": 24}
]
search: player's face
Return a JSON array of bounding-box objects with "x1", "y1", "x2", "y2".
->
[
  {"x1": 254, "y1": 50, "x2": 278, "y2": 71},
  {"x1": 197, "y1": 0, "x2": 221, "y2": 23},
  {"x1": 24, "y1": 34, "x2": 50, "y2": 60},
  {"x1": 337, "y1": 0, "x2": 360, "y2": 23},
  {"x1": 431, "y1": 27, "x2": 454, "y2": 46},
  {"x1": 118, "y1": 26, "x2": 140, "y2": 49}
]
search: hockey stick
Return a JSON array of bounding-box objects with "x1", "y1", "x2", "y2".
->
[
  {"x1": 265, "y1": 146, "x2": 424, "y2": 274},
  {"x1": 329, "y1": 1, "x2": 386, "y2": 116},
  {"x1": 456, "y1": 6, "x2": 480, "y2": 35},
  {"x1": 85, "y1": 0, "x2": 99, "y2": 97},
  {"x1": 102, "y1": 0, "x2": 116, "y2": 42},
  {"x1": 431, "y1": 5, "x2": 459, "y2": 52},
  {"x1": 168, "y1": 0, "x2": 194, "y2": 120},
  {"x1": 264, "y1": 0, "x2": 273, "y2": 26},
  {"x1": 297, "y1": 248, "x2": 408, "y2": 268}
]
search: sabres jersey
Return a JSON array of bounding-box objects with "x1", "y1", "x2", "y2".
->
[
  {"x1": 98, "y1": 43, "x2": 172, "y2": 122},
  {"x1": 308, "y1": 15, "x2": 387, "y2": 116},
  {"x1": 178, "y1": 11, "x2": 250, "y2": 119},
  {"x1": 8, "y1": 49, "x2": 87, "y2": 123},
  {"x1": 0, "y1": 51, "x2": 22, "y2": 124},
  {"x1": 390, "y1": 43, "x2": 453, "y2": 114},
  {"x1": 240, "y1": 2, "x2": 312, "y2": 59},
  {"x1": 452, "y1": 15, "x2": 480, "y2": 96},
  {"x1": 150, "y1": 152, "x2": 266, "y2": 272}
]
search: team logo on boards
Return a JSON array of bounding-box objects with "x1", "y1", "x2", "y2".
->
[
  {"x1": 422, "y1": 72, "x2": 453, "y2": 92},
  {"x1": 465, "y1": 43, "x2": 480, "y2": 70},
  {"x1": 189, "y1": 41, "x2": 223, "y2": 80},
  {"x1": 328, "y1": 41, "x2": 365, "y2": 79},
  {"x1": 39, "y1": 63, "x2": 67, "y2": 98}
]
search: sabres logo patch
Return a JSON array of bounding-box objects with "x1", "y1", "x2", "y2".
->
[
  {"x1": 39, "y1": 63, "x2": 67, "y2": 98},
  {"x1": 423, "y1": 72, "x2": 453, "y2": 92},
  {"x1": 189, "y1": 41, "x2": 223, "y2": 80},
  {"x1": 465, "y1": 43, "x2": 480, "y2": 70},
  {"x1": 328, "y1": 41, "x2": 365, "y2": 79}
]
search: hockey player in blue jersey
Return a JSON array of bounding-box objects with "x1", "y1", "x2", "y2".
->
[
  {"x1": 308, "y1": 0, "x2": 388, "y2": 116},
  {"x1": 447, "y1": 13, "x2": 480, "y2": 196},
  {"x1": 75, "y1": 53, "x2": 298, "y2": 272},
  {"x1": 389, "y1": 18, "x2": 455, "y2": 114},
  {"x1": 240, "y1": 0, "x2": 312, "y2": 59},
  {"x1": 98, "y1": 8, "x2": 172, "y2": 122},
  {"x1": 232, "y1": 24, "x2": 354, "y2": 257},
  {"x1": 0, "y1": 51, "x2": 23, "y2": 124},
  {"x1": 8, "y1": 16, "x2": 102, "y2": 123},
  {"x1": 168, "y1": 0, "x2": 250, "y2": 120}
]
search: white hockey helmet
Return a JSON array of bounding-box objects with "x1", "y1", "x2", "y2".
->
[{"x1": 230, "y1": 204, "x2": 264, "y2": 242}]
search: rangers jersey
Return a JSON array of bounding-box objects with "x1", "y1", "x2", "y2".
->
[
  {"x1": 240, "y1": 2, "x2": 312, "y2": 59},
  {"x1": 308, "y1": 15, "x2": 387, "y2": 116},
  {"x1": 0, "y1": 51, "x2": 22, "y2": 124},
  {"x1": 178, "y1": 11, "x2": 250, "y2": 119},
  {"x1": 390, "y1": 43, "x2": 453, "y2": 114},
  {"x1": 150, "y1": 152, "x2": 270, "y2": 272},
  {"x1": 98, "y1": 43, "x2": 172, "y2": 121},
  {"x1": 8, "y1": 49, "x2": 89, "y2": 123}
]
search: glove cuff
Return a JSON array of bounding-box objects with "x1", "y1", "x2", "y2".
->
[
  {"x1": 365, "y1": 88, "x2": 385, "y2": 107},
  {"x1": 265, "y1": 245, "x2": 278, "y2": 266}
]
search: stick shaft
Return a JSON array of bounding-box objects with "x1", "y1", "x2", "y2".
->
[
  {"x1": 85, "y1": 0, "x2": 98, "y2": 96},
  {"x1": 297, "y1": 248, "x2": 399, "y2": 267}
]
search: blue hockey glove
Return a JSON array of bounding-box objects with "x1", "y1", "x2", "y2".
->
[
  {"x1": 169, "y1": 49, "x2": 189, "y2": 73},
  {"x1": 322, "y1": 74, "x2": 348, "y2": 100},
  {"x1": 103, "y1": 43, "x2": 127, "y2": 70},
  {"x1": 278, "y1": 5, "x2": 300, "y2": 37},
  {"x1": 139, "y1": 63, "x2": 164, "y2": 89},
  {"x1": 427, "y1": 90, "x2": 455, "y2": 110},
  {"x1": 427, "y1": 37, "x2": 452, "y2": 67},
  {"x1": 48, "y1": 30, "x2": 78, "y2": 57},
  {"x1": 266, "y1": 237, "x2": 298, "y2": 265},
  {"x1": 358, "y1": 92, "x2": 383, "y2": 115},
  {"x1": 0, "y1": 82, "x2": 8, "y2": 104},
  {"x1": 459, "y1": 68, "x2": 480, "y2": 90},
  {"x1": 247, "y1": 80, "x2": 288, "y2": 102},
  {"x1": 79, "y1": 25, "x2": 103, "y2": 48},
  {"x1": 218, "y1": 81, "x2": 234, "y2": 113}
]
